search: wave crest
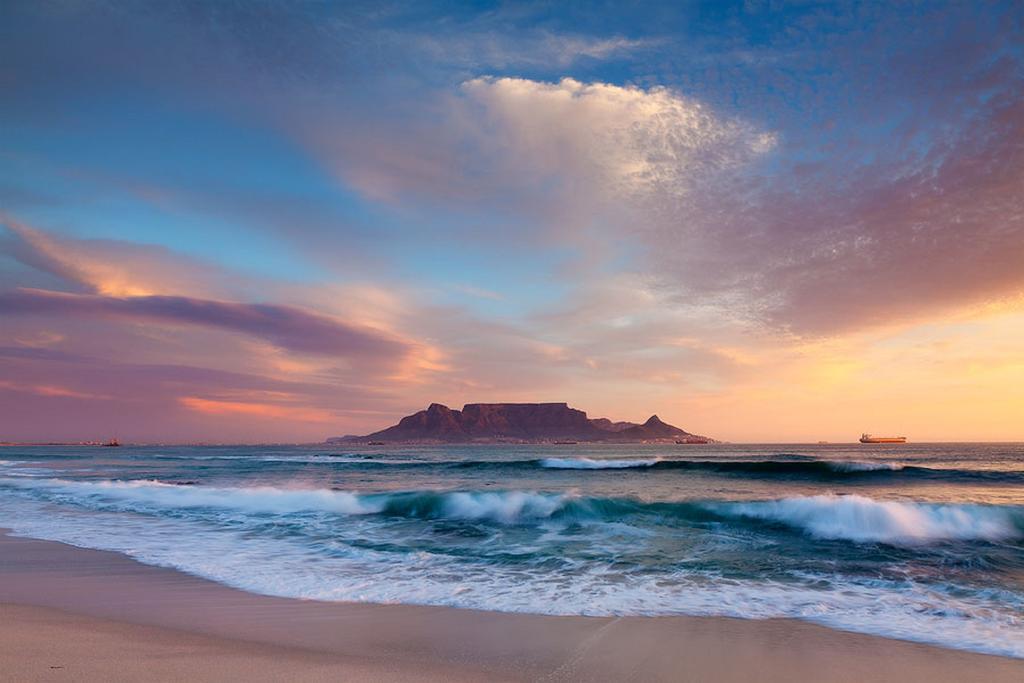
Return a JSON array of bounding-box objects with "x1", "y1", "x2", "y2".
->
[
  {"x1": 540, "y1": 457, "x2": 660, "y2": 469},
  {"x1": 2, "y1": 478, "x2": 572, "y2": 525},
  {"x1": 712, "y1": 494, "x2": 1024, "y2": 543},
  {"x1": 4, "y1": 478, "x2": 384, "y2": 515},
  {"x1": 5, "y1": 479, "x2": 1022, "y2": 542},
  {"x1": 826, "y1": 461, "x2": 901, "y2": 472}
]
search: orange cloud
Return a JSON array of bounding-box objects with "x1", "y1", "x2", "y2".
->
[
  {"x1": 179, "y1": 396, "x2": 336, "y2": 423},
  {"x1": 0, "y1": 380, "x2": 108, "y2": 400}
]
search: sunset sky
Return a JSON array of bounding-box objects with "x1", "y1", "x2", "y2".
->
[{"x1": 1, "y1": 1, "x2": 1022, "y2": 443}]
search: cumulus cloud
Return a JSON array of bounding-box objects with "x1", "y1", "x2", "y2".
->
[
  {"x1": 4, "y1": 0, "x2": 1023, "y2": 442},
  {"x1": 454, "y1": 67, "x2": 1022, "y2": 337},
  {"x1": 460, "y1": 77, "x2": 776, "y2": 200},
  {"x1": 310, "y1": 76, "x2": 777, "y2": 239}
]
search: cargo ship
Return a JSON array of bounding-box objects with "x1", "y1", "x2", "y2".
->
[{"x1": 859, "y1": 433, "x2": 906, "y2": 444}]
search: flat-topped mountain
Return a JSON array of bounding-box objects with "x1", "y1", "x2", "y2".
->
[{"x1": 328, "y1": 402, "x2": 711, "y2": 444}]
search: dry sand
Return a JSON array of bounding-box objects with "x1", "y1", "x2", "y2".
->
[{"x1": 1, "y1": 531, "x2": 1021, "y2": 682}]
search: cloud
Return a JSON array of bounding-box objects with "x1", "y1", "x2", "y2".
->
[
  {"x1": 460, "y1": 77, "x2": 776, "y2": 200},
  {"x1": 0, "y1": 219, "x2": 95, "y2": 292},
  {"x1": 0, "y1": 218, "x2": 248, "y2": 298},
  {"x1": 179, "y1": 396, "x2": 336, "y2": 423},
  {"x1": 401, "y1": 30, "x2": 652, "y2": 70},
  {"x1": 643, "y1": 74, "x2": 1024, "y2": 335},
  {"x1": 0, "y1": 379, "x2": 109, "y2": 400},
  {"x1": 0, "y1": 288, "x2": 410, "y2": 360},
  {"x1": 0, "y1": 344, "x2": 407, "y2": 441},
  {"x1": 307, "y1": 75, "x2": 777, "y2": 238},
  {"x1": 4, "y1": 1, "x2": 1023, "y2": 443}
]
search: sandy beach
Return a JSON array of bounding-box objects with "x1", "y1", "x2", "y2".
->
[{"x1": 0, "y1": 531, "x2": 1020, "y2": 682}]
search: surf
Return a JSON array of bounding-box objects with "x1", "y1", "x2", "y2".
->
[
  {"x1": 710, "y1": 494, "x2": 1024, "y2": 543},
  {"x1": 539, "y1": 457, "x2": 661, "y2": 469},
  {"x1": 6, "y1": 478, "x2": 1023, "y2": 544}
]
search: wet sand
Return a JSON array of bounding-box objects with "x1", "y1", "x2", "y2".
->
[{"x1": 1, "y1": 531, "x2": 1021, "y2": 682}]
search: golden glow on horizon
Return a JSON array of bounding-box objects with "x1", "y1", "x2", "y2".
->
[
  {"x1": 4, "y1": 219, "x2": 1021, "y2": 443},
  {"x1": 654, "y1": 306, "x2": 1024, "y2": 442}
]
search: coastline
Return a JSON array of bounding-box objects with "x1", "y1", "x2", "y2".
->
[{"x1": 1, "y1": 531, "x2": 1021, "y2": 682}]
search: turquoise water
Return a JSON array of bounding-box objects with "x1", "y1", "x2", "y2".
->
[{"x1": 1, "y1": 442, "x2": 1022, "y2": 656}]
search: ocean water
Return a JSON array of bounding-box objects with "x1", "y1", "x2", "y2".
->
[{"x1": 1, "y1": 442, "x2": 1022, "y2": 657}]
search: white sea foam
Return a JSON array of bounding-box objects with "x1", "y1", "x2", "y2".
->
[
  {"x1": 0, "y1": 461, "x2": 55, "y2": 477},
  {"x1": 826, "y1": 461, "x2": 902, "y2": 472},
  {"x1": 155, "y1": 453, "x2": 425, "y2": 465},
  {"x1": 8, "y1": 479, "x2": 1023, "y2": 544},
  {"x1": 715, "y1": 494, "x2": 1023, "y2": 544},
  {"x1": 2, "y1": 478, "x2": 384, "y2": 515},
  {"x1": 0, "y1": 478, "x2": 574, "y2": 524},
  {"x1": 0, "y1": 492, "x2": 1021, "y2": 658},
  {"x1": 435, "y1": 491, "x2": 566, "y2": 523},
  {"x1": 253, "y1": 455, "x2": 427, "y2": 465},
  {"x1": 540, "y1": 457, "x2": 660, "y2": 469}
]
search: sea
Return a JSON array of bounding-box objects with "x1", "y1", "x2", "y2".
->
[{"x1": 1, "y1": 442, "x2": 1022, "y2": 657}]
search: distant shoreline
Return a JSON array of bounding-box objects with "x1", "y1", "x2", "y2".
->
[{"x1": 4, "y1": 440, "x2": 1023, "y2": 447}]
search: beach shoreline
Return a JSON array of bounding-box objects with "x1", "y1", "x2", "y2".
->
[{"x1": 1, "y1": 530, "x2": 1021, "y2": 682}]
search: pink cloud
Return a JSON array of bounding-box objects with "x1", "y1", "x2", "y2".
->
[
  {"x1": 179, "y1": 396, "x2": 336, "y2": 423},
  {"x1": 0, "y1": 288, "x2": 410, "y2": 360}
]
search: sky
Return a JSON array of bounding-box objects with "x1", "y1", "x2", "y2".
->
[{"x1": 1, "y1": 1, "x2": 1022, "y2": 443}]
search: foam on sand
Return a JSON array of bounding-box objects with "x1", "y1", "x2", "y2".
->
[{"x1": 2, "y1": 480, "x2": 1024, "y2": 658}]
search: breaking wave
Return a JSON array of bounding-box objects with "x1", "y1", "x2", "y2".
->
[
  {"x1": 109, "y1": 453, "x2": 1024, "y2": 484},
  {"x1": 3, "y1": 474, "x2": 1024, "y2": 658},
  {"x1": 533, "y1": 457, "x2": 1022, "y2": 482},
  {"x1": 5, "y1": 478, "x2": 1022, "y2": 544},
  {"x1": 0, "y1": 478, "x2": 572, "y2": 525},
  {"x1": 540, "y1": 457, "x2": 661, "y2": 469},
  {"x1": 710, "y1": 494, "x2": 1024, "y2": 543}
]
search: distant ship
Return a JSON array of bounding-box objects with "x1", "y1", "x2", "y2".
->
[
  {"x1": 103, "y1": 438, "x2": 121, "y2": 447},
  {"x1": 859, "y1": 433, "x2": 906, "y2": 444},
  {"x1": 676, "y1": 437, "x2": 711, "y2": 444}
]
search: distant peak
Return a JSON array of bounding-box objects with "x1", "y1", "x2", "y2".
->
[{"x1": 343, "y1": 402, "x2": 704, "y2": 444}]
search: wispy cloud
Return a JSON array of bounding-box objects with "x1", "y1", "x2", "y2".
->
[
  {"x1": 399, "y1": 30, "x2": 653, "y2": 70},
  {"x1": 2, "y1": 1, "x2": 1022, "y2": 442},
  {"x1": 0, "y1": 379, "x2": 109, "y2": 401},
  {"x1": 0, "y1": 288, "x2": 410, "y2": 360},
  {"x1": 179, "y1": 396, "x2": 336, "y2": 423}
]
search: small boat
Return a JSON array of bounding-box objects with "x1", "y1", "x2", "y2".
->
[
  {"x1": 103, "y1": 438, "x2": 121, "y2": 447},
  {"x1": 859, "y1": 433, "x2": 906, "y2": 444}
]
